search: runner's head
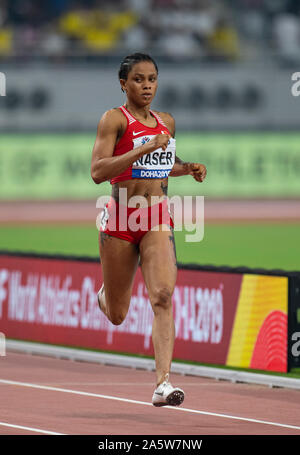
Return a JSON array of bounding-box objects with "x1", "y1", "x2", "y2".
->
[{"x1": 119, "y1": 53, "x2": 158, "y2": 106}]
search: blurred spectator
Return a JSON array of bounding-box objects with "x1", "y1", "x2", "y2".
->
[
  {"x1": 39, "y1": 24, "x2": 69, "y2": 58},
  {"x1": 207, "y1": 17, "x2": 240, "y2": 61},
  {"x1": 0, "y1": 0, "x2": 298, "y2": 63},
  {"x1": 125, "y1": 0, "x2": 152, "y2": 17},
  {"x1": 122, "y1": 17, "x2": 151, "y2": 52},
  {"x1": 0, "y1": 28, "x2": 12, "y2": 56},
  {"x1": 232, "y1": 0, "x2": 266, "y2": 42},
  {"x1": 150, "y1": 0, "x2": 218, "y2": 58},
  {"x1": 273, "y1": 12, "x2": 300, "y2": 64},
  {"x1": 59, "y1": 2, "x2": 137, "y2": 52},
  {"x1": 156, "y1": 28, "x2": 203, "y2": 59},
  {"x1": 0, "y1": 0, "x2": 12, "y2": 56}
]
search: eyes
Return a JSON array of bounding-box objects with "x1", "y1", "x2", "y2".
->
[{"x1": 133, "y1": 76, "x2": 157, "y2": 83}]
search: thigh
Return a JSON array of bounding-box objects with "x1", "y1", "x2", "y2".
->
[
  {"x1": 99, "y1": 231, "x2": 139, "y2": 309},
  {"x1": 139, "y1": 226, "x2": 177, "y2": 302}
]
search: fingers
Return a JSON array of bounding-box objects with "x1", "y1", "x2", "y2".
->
[
  {"x1": 195, "y1": 174, "x2": 204, "y2": 182},
  {"x1": 157, "y1": 133, "x2": 171, "y2": 150},
  {"x1": 199, "y1": 165, "x2": 207, "y2": 180},
  {"x1": 191, "y1": 163, "x2": 207, "y2": 182},
  {"x1": 192, "y1": 173, "x2": 203, "y2": 182}
]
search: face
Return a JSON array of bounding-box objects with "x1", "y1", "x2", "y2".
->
[{"x1": 120, "y1": 61, "x2": 158, "y2": 106}]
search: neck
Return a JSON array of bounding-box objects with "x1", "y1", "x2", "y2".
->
[{"x1": 125, "y1": 101, "x2": 151, "y2": 119}]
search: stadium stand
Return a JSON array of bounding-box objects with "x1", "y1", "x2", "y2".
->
[{"x1": 0, "y1": 0, "x2": 299, "y2": 63}]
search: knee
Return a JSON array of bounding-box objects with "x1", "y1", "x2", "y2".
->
[
  {"x1": 108, "y1": 311, "x2": 126, "y2": 326},
  {"x1": 107, "y1": 302, "x2": 127, "y2": 326},
  {"x1": 151, "y1": 286, "x2": 173, "y2": 312},
  {"x1": 105, "y1": 295, "x2": 129, "y2": 326}
]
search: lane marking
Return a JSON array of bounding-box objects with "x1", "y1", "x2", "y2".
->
[
  {"x1": 1, "y1": 378, "x2": 300, "y2": 431},
  {"x1": 1, "y1": 381, "x2": 217, "y2": 387},
  {"x1": 0, "y1": 421, "x2": 66, "y2": 435}
]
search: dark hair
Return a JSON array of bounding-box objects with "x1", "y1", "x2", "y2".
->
[{"x1": 118, "y1": 53, "x2": 158, "y2": 81}]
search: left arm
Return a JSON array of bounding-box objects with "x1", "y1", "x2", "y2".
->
[
  {"x1": 169, "y1": 155, "x2": 192, "y2": 177},
  {"x1": 158, "y1": 111, "x2": 207, "y2": 182},
  {"x1": 170, "y1": 156, "x2": 207, "y2": 181}
]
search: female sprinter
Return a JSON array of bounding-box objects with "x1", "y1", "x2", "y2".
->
[{"x1": 91, "y1": 53, "x2": 207, "y2": 407}]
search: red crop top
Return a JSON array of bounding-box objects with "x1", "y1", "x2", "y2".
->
[{"x1": 110, "y1": 105, "x2": 176, "y2": 185}]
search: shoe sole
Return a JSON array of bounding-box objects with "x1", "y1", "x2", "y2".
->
[{"x1": 153, "y1": 390, "x2": 185, "y2": 407}]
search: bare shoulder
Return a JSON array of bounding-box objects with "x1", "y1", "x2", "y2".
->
[
  {"x1": 97, "y1": 107, "x2": 126, "y2": 134},
  {"x1": 154, "y1": 111, "x2": 175, "y2": 136},
  {"x1": 99, "y1": 107, "x2": 125, "y2": 125}
]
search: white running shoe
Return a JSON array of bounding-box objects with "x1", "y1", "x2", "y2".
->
[
  {"x1": 97, "y1": 284, "x2": 104, "y2": 312},
  {"x1": 152, "y1": 374, "x2": 185, "y2": 407}
]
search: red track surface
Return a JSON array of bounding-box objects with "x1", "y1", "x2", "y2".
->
[
  {"x1": 0, "y1": 199, "x2": 300, "y2": 224},
  {"x1": 1, "y1": 351, "x2": 300, "y2": 435},
  {"x1": 1, "y1": 200, "x2": 300, "y2": 436}
]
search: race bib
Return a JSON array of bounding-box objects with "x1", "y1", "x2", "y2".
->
[{"x1": 132, "y1": 135, "x2": 176, "y2": 179}]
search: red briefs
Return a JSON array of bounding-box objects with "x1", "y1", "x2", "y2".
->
[{"x1": 99, "y1": 197, "x2": 174, "y2": 245}]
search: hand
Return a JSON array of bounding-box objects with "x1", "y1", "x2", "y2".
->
[
  {"x1": 188, "y1": 163, "x2": 207, "y2": 182},
  {"x1": 144, "y1": 134, "x2": 171, "y2": 153}
]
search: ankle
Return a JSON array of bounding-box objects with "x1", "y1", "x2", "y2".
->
[{"x1": 157, "y1": 372, "x2": 169, "y2": 386}]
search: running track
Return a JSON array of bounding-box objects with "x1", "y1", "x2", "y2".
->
[
  {"x1": 0, "y1": 199, "x2": 300, "y2": 223},
  {"x1": 1, "y1": 351, "x2": 300, "y2": 435},
  {"x1": 1, "y1": 199, "x2": 300, "y2": 436}
]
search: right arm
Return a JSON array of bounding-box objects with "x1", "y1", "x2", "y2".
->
[{"x1": 91, "y1": 110, "x2": 170, "y2": 184}]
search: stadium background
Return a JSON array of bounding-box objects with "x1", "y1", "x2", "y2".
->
[{"x1": 0, "y1": 0, "x2": 300, "y2": 374}]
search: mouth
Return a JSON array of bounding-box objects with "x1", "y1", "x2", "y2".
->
[{"x1": 141, "y1": 93, "x2": 152, "y2": 98}]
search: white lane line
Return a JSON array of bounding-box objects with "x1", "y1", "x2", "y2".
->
[
  {"x1": 0, "y1": 381, "x2": 216, "y2": 387},
  {"x1": 0, "y1": 421, "x2": 66, "y2": 435},
  {"x1": 1, "y1": 378, "x2": 300, "y2": 432}
]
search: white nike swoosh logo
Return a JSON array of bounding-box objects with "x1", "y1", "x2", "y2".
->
[{"x1": 133, "y1": 131, "x2": 146, "y2": 136}]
